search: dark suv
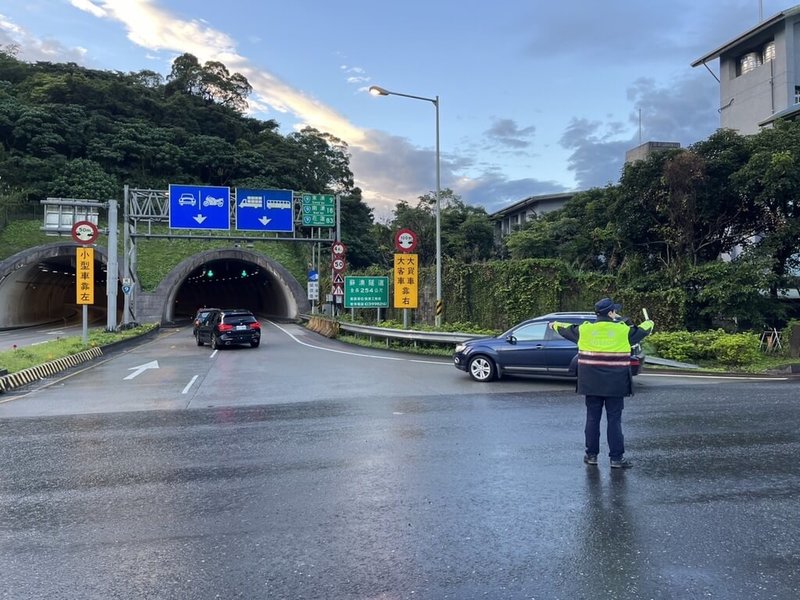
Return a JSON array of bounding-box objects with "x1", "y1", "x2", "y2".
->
[{"x1": 196, "y1": 308, "x2": 261, "y2": 349}]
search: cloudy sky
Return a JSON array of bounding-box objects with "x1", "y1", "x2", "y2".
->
[{"x1": 0, "y1": 1, "x2": 786, "y2": 219}]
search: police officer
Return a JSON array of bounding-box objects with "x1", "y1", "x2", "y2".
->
[{"x1": 550, "y1": 298, "x2": 654, "y2": 468}]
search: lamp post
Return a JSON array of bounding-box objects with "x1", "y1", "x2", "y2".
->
[{"x1": 369, "y1": 85, "x2": 442, "y2": 327}]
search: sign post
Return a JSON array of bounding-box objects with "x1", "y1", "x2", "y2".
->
[
  {"x1": 394, "y1": 229, "x2": 418, "y2": 328},
  {"x1": 331, "y1": 241, "x2": 347, "y2": 313},
  {"x1": 72, "y1": 221, "x2": 99, "y2": 345}
]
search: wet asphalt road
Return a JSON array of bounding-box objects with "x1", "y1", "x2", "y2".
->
[{"x1": 1, "y1": 377, "x2": 799, "y2": 599}]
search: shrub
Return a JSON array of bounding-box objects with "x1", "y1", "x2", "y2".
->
[
  {"x1": 647, "y1": 329, "x2": 726, "y2": 362},
  {"x1": 649, "y1": 329, "x2": 762, "y2": 366},
  {"x1": 710, "y1": 333, "x2": 761, "y2": 366}
]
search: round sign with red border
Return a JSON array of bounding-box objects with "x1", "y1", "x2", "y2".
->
[
  {"x1": 332, "y1": 257, "x2": 346, "y2": 272},
  {"x1": 395, "y1": 228, "x2": 418, "y2": 252},
  {"x1": 332, "y1": 241, "x2": 347, "y2": 257},
  {"x1": 71, "y1": 220, "x2": 99, "y2": 245}
]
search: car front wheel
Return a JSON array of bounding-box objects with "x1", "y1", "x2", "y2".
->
[{"x1": 468, "y1": 356, "x2": 496, "y2": 382}]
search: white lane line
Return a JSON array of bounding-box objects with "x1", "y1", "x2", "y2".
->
[
  {"x1": 210, "y1": 349, "x2": 218, "y2": 358},
  {"x1": 268, "y1": 320, "x2": 448, "y2": 365},
  {"x1": 182, "y1": 375, "x2": 198, "y2": 394}
]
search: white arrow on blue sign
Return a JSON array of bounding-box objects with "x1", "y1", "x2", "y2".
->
[
  {"x1": 169, "y1": 184, "x2": 230, "y2": 230},
  {"x1": 236, "y1": 188, "x2": 295, "y2": 232}
]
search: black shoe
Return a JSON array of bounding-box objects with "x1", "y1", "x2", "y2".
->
[
  {"x1": 610, "y1": 458, "x2": 633, "y2": 469},
  {"x1": 583, "y1": 454, "x2": 598, "y2": 465}
]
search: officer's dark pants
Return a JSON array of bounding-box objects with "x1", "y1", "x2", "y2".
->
[{"x1": 585, "y1": 395, "x2": 624, "y2": 460}]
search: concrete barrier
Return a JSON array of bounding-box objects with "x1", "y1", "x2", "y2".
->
[{"x1": 0, "y1": 346, "x2": 104, "y2": 393}]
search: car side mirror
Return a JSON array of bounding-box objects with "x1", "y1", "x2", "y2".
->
[{"x1": 506, "y1": 335, "x2": 517, "y2": 345}]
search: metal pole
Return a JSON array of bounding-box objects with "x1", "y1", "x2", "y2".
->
[
  {"x1": 434, "y1": 96, "x2": 442, "y2": 327},
  {"x1": 122, "y1": 185, "x2": 131, "y2": 325},
  {"x1": 82, "y1": 304, "x2": 88, "y2": 345},
  {"x1": 368, "y1": 85, "x2": 443, "y2": 326},
  {"x1": 106, "y1": 199, "x2": 118, "y2": 331}
]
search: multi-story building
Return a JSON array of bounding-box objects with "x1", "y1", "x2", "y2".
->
[
  {"x1": 490, "y1": 192, "x2": 575, "y2": 237},
  {"x1": 692, "y1": 5, "x2": 800, "y2": 133}
]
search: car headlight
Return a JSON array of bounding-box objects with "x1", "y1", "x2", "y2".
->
[{"x1": 454, "y1": 344, "x2": 466, "y2": 353}]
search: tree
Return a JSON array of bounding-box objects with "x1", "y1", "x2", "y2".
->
[
  {"x1": 287, "y1": 127, "x2": 354, "y2": 194},
  {"x1": 165, "y1": 53, "x2": 252, "y2": 114},
  {"x1": 733, "y1": 120, "x2": 800, "y2": 296},
  {"x1": 339, "y1": 188, "x2": 381, "y2": 268},
  {"x1": 440, "y1": 197, "x2": 495, "y2": 263},
  {"x1": 49, "y1": 158, "x2": 118, "y2": 200},
  {"x1": 614, "y1": 129, "x2": 755, "y2": 276}
]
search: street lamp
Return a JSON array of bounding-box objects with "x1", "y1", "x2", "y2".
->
[{"x1": 369, "y1": 85, "x2": 443, "y2": 327}]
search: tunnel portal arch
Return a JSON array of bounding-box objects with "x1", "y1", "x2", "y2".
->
[
  {"x1": 0, "y1": 244, "x2": 310, "y2": 329},
  {"x1": 152, "y1": 249, "x2": 310, "y2": 324},
  {"x1": 0, "y1": 242, "x2": 118, "y2": 329}
]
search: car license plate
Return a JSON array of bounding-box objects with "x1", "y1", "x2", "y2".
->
[{"x1": 236, "y1": 325, "x2": 247, "y2": 331}]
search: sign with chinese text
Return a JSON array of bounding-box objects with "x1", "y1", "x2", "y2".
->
[
  {"x1": 344, "y1": 276, "x2": 389, "y2": 308},
  {"x1": 76, "y1": 247, "x2": 94, "y2": 305},
  {"x1": 393, "y1": 254, "x2": 419, "y2": 309},
  {"x1": 301, "y1": 193, "x2": 335, "y2": 227}
]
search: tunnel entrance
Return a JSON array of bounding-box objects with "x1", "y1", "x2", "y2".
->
[
  {"x1": 154, "y1": 249, "x2": 309, "y2": 325},
  {"x1": 172, "y1": 258, "x2": 285, "y2": 320},
  {"x1": 0, "y1": 246, "x2": 309, "y2": 329},
  {"x1": 0, "y1": 244, "x2": 121, "y2": 329}
]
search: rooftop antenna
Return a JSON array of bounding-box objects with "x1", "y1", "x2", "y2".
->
[{"x1": 759, "y1": 0, "x2": 763, "y2": 22}]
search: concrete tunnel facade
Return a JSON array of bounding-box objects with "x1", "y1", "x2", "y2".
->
[{"x1": 0, "y1": 244, "x2": 310, "y2": 329}]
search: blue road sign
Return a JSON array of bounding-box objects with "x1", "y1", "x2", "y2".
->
[
  {"x1": 169, "y1": 184, "x2": 230, "y2": 230},
  {"x1": 308, "y1": 269, "x2": 319, "y2": 281},
  {"x1": 236, "y1": 188, "x2": 295, "y2": 232}
]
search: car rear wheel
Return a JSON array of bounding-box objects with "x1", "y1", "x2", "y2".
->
[
  {"x1": 250, "y1": 340, "x2": 260, "y2": 348},
  {"x1": 196, "y1": 336, "x2": 203, "y2": 346},
  {"x1": 468, "y1": 356, "x2": 496, "y2": 382}
]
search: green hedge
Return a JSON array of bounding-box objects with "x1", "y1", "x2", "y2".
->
[{"x1": 648, "y1": 329, "x2": 761, "y2": 365}]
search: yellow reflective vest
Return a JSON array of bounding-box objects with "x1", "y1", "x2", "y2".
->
[{"x1": 552, "y1": 318, "x2": 651, "y2": 397}]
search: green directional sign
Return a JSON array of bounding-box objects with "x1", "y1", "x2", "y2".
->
[
  {"x1": 344, "y1": 276, "x2": 389, "y2": 308},
  {"x1": 301, "y1": 193, "x2": 335, "y2": 227}
]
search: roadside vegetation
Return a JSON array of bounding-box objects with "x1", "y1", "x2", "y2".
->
[{"x1": 0, "y1": 324, "x2": 157, "y2": 374}]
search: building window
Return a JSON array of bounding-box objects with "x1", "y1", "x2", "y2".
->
[
  {"x1": 763, "y1": 40, "x2": 776, "y2": 63},
  {"x1": 737, "y1": 51, "x2": 762, "y2": 76},
  {"x1": 795, "y1": 86, "x2": 800, "y2": 105}
]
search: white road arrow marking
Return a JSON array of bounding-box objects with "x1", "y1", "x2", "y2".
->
[
  {"x1": 193, "y1": 214, "x2": 207, "y2": 224},
  {"x1": 124, "y1": 360, "x2": 159, "y2": 380},
  {"x1": 259, "y1": 216, "x2": 271, "y2": 226}
]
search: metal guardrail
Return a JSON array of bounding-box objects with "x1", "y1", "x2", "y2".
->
[
  {"x1": 337, "y1": 321, "x2": 477, "y2": 345},
  {"x1": 310, "y1": 318, "x2": 683, "y2": 368}
]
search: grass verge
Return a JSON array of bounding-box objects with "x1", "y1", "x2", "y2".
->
[{"x1": 0, "y1": 324, "x2": 158, "y2": 374}]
